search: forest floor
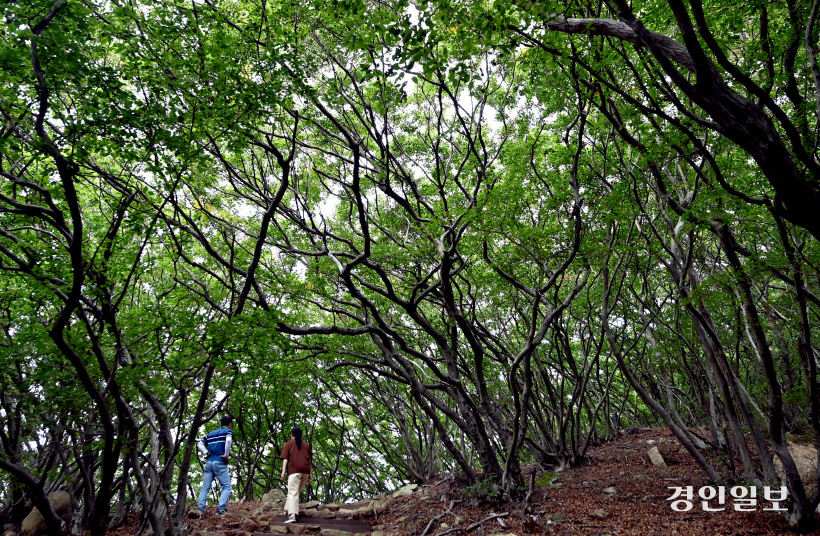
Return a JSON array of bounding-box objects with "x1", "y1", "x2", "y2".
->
[{"x1": 109, "y1": 428, "x2": 820, "y2": 536}]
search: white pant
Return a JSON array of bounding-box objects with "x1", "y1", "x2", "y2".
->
[{"x1": 285, "y1": 473, "x2": 311, "y2": 515}]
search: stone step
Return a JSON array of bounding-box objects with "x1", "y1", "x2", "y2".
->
[
  {"x1": 252, "y1": 516, "x2": 372, "y2": 534},
  {"x1": 268, "y1": 518, "x2": 370, "y2": 529},
  {"x1": 336, "y1": 500, "x2": 372, "y2": 510},
  {"x1": 252, "y1": 523, "x2": 370, "y2": 536},
  {"x1": 252, "y1": 532, "x2": 368, "y2": 536}
]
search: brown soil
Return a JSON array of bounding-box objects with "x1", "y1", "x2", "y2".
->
[{"x1": 109, "y1": 428, "x2": 820, "y2": 536}]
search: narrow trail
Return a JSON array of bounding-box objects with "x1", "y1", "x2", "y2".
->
[
  {"x1": 108, "y1": 429, "x2": 817, "y2": 536},
  {"x1": 185, "y1": 488, "x2": 415, "y2": 536},
  {"x1": 249, "y1": 500, "x2": 375, "y2": 535}
]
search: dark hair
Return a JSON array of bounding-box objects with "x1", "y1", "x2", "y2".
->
[
  {"x1": 221, "y1": 415, "x2": 233, "y2": 427},
  {"x1": 292, "y1": 427, "x2": 302, "y2": 450}
]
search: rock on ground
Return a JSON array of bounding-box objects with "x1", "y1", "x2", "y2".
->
[
  {"x1": 262, "y1": 489, "x2": 287, "y2": 503},
  {"x1": 20, "y1": 491, "x2": 73, "y2": 536},
  {"x1": 773, "y1": 441, "x2": 817, "y2": 492},
  {"x1": 647, "y1": 446, "x2": 667, "y2": 468}
]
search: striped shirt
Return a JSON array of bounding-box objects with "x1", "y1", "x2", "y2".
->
[{"x1": 197, "y1": 426, "x2": 233, "y2": 463}]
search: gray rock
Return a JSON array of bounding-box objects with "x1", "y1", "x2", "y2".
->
[
  {"x1": 371, "y1": 498, "x2": 390, "y2": 513},
  {"x1": 318, "y1": 530, "x2": 356, "y2": 536},
  {"x1": 647, "y1": 446, "x2": 667, "y2": 468},
  {"x1": 774, "y1": 441, "x2": 818, "y2": 498},
  {"x1": 591, "y1": 509, "x2": 609, "y2": 519},
  {"x1": 287, "y1": 524, "x2": 320, "y2": 535},
  {"x1": 391, "y1": 484, "x2": 418, "y2": 498},
  {"x1": 546, "y1": 512, "x2": 568, "y2": 523},
  {"x1": 603, "y1": 486, "x2": 616, "y2": 496},
  {"x1": 21, "y1": 491, "x2": 73, "y2": 536},
  {"x1": 262, "y1": 489, "x2": 287, "y2": 503},
  {"x1": 241, "y1": 518, "x2": 260, "y2": 532}
]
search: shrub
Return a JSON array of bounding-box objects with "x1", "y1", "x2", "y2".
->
[{"x1": 463, "y1": 477, "x2": 503, "y2": 505}]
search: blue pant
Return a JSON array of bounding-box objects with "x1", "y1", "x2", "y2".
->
[{"x1": 198, "y1": 460, "x2": 231, "y2": 512}]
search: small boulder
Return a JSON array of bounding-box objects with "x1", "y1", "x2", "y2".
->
[
  {"x1": 321, "y1": 503, "x2": 341, "y2": 512},
  {"x1": 262, "y1": 489, "x2": 287, "y2": 504},
  {"x1": 240, "y1": 518, "x2": 260, "y2": 532},
  {"x1": 21, "y1": 491, "x2": 73, "y2": 536},
  {"x1": 590, "y1": 509, "x2": 609, "y2": 519},
  {"x1": 546, "y1": 512, "x2": 567, "y2": 523},
  {"x1": 287, "y1": 523, "x2": 320, "y2": 534},
  {"x1": 371, "y1": 498, "x2": 390, "y2": 512},
  {"x1": 318, "y1": 530, "x2": 356, "y2": 536},
  {"x1": 270, "y1": 526, "x2": 288, "y2": 534},
  {"x1": 773, "y1": 441, "x2": 818, "y2": 496},
  {"x1": 187, "y1": 508, "x2": 203, "y2": 519},
  {"x1": 195, "y1": 532, "x2": 222, "y2": 536},
  {"x1": 302, "y1": 500, "x2": 320, "y2": 509},
  {"x1": 603, "y1": 486, "x2": 616, "y2": 496},
  {"x1": 391, "y1": 484, "x2": 418, "y2": 498},
  {"x1": 647, "y1": 446, "x2": 667, "y2": 468},
  {"x1": 254, "y1": 502, "x2": 280, "y2": 515}
]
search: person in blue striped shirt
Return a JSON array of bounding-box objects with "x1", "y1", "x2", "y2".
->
[{"x1": 196, "y1": 415, "x2": 234, "y2": 515}]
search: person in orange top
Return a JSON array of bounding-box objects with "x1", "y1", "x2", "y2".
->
[{"x1": 280, "y1": 426, "x2": 312, "y2": 523}]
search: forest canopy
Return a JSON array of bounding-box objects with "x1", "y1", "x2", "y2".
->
[{"x1": 2, "y1": 0, "x2": 820, "y2": 533}]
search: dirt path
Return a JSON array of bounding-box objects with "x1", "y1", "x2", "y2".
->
[
  {"x1": 109, "y1": 428, "x2": 819, "y2": 536},
  {"x1": 376, "y1": 428, "x2": 818, "y2": 535}
]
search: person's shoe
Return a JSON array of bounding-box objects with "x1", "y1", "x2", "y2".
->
[
  {"x1": 284, "y1": 515, "x2": 296, "y2": 524},
  {"x1": 216, "y1": 509, "x2": 227, "y2": 516}
]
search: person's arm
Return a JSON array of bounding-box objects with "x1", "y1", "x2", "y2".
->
[
  {"x1": 222, "y1": 435, "x2": 232, "y2": 459},
  {"x1": 280, "y1": 441, "x2": 289, "y2": 479},
  {"x1": 197, "y1": 437, "x2": 208, "y2": 456}
]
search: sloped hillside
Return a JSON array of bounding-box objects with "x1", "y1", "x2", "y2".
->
[{"x1": 108, "y1": 429, "x2": 816, "y2": 536}]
